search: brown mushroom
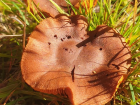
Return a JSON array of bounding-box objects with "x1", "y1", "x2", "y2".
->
[
  {"x1": 24, "y1": 0, "x2": 79, "y2": 17},
  {"x1": 24, "y1": 0, "x2": 98, "y2": 17},
  {"x1": 21, "y1": 15, "x2": 131, "y2": 105}
]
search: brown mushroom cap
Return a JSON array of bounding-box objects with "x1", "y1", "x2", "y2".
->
[
  {"x1": 21, "y1": 15, "x2": 131, "y2": 105},
  {"x1": 24, "y1": 0, "x2": 98, "y2": 17},
  {"x1": 24, "y1": 0, "x2": 80, "y2": 17}
]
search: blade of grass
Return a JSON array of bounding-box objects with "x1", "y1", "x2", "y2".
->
[
  {"x1": 0, "y1": 0, "x2": 11, "y2": 11},
  {"x1": 65, "y1": 0, "x2": 80, "y2": 15},
  {"x1": 104, "y1": 0, "x2": 114, "y2": 26},
  {"x1": 49, "y1": 0, "x2": 68, "y2": 15},
  {"x1": 23, "y1": 10, "x2": 26, "y2": 49},
  {"x1": 32, "y1": 1, "x2": 46, "y2": 19},
  {"x1": 113, "y1": 0, "x2": 123, "y2": 21},
  {"x1": 12, "y1": 2, "x2": 29, "y2": 25},
  {"x1": 0, "y1": 53, "x2": 13, "y2": 58},
  {"x1": 129, "y1": 83, "x2": 136, "y2": 105},
  {"x1": 3, "y1": 90, "x2": 15, "y2": 105},
  {"x1": 98, "y1": 0, "x2": 104, "y2": 24},
  {"x1": 116, "y1": 2, "x2": 130, "y2": 20},
  {"x1": 5, "y1": 96, "x2": 31, "y2": 105},
  {"x1": 120, "y1": 12, "x2": 133, "y2": 34},
  {"x1": 26, "y1": 0, "x2": 39, "y2": 23}
]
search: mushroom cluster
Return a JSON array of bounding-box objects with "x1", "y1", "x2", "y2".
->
[{"x1": 21, "y1": 15, "x2": 131, "y2": 105}]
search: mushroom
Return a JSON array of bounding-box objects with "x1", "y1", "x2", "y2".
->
[
  {"x1": 24, "y1": 0, "x2": 98, "y2": 17},
  {"x1": 24, "y1": 0, "x2": 79, "y2": 17},
  {"x1": 21, "y1": 15, "x2": 131, "y2": 105}
]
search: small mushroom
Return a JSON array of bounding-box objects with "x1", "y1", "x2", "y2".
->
[
  {"x1": 24, "y1": 0, "x2": 79, "y2": 17},
  {"x1": 21, "y1": 15, "x2": 131, "y2": 105},
  {"x1": 24, "y1": 0, "x2": 98, "y2": 17}
]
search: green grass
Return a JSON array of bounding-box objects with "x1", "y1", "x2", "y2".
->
[{"x1": 0, "y1": 0, "x2": 140, "y2": 105}]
